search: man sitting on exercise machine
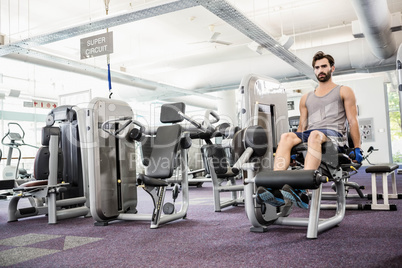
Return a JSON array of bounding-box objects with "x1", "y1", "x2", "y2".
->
[{"x1": 257, "y1": 51, "x2": 363, "y2": 209}]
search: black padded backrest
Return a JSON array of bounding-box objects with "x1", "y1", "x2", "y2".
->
[
  {"x1": 34, "y1": 147, "x2": 63, "y2": 180},
  {"x1": 34, "y1": 126, "x2": 64, "y2": 181},
  {"x1": 232, "y1": 128, "x2": 246, "y2": 161},
  {"x1": 41, "y1": 126, "x2": 61, "y2": 146},
  {"x1": 146, "y1": 124, "x2": 182, "y2": 179},
  {"x1": 201, "y1": 144, "x2": 231, "y2": 175},
  {"x1": 140, "y1": 136, "x2": 155, "y2": 162},
  {"x1": 59, "y1": 119, "x2": 84, "y2": 197},
  {"x1": 160, "y1": 102, "x2": 185, "y2": 123}
]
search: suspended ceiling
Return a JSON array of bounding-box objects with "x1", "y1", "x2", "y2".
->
[{"x1": 0, "y1": 0, "x2": 401, "y2": 108}]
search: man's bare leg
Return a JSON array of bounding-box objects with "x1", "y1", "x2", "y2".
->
[
  {"x1": 274, "y1": 132, "x2": 302, "y2": 171},
  {"x1": 304, "y1": 130, "x2": 328, "y2": 170}
]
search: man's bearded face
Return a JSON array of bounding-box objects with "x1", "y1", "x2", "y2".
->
[{"x1": 316, "y1": 69, "x2": 332, "y2": 82}]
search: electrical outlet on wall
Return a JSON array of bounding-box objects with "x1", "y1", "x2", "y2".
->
[{"x1": 359, "y1": 118, "x2": 374, "y2": 142}]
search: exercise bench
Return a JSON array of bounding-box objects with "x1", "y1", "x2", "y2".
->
[{"x1": 365, "y1": 163, "x2": 401, "y2": 210}]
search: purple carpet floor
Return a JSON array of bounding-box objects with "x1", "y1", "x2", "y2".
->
[{"x1": 0, "y1": 166, "x2": 401, "y2": 267}]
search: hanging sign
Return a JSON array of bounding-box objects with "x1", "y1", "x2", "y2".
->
[
  {"x1": 80, "y1": 31, "x2": 113, "y2": 59},
  {"x1": 32, "y1": 100, "x2": 58, "y2": 109}
]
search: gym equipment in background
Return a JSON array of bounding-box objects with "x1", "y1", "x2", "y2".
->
[
  {"x1": 1, "y1": 122, "x2": 37, "y2": 183},
  {"x1": 82, "y1": 98, "x2": 191, "y2": 228},
  {"x1": 7, "y1": 106, "x2": 90, "y2": 224},
  {"x1": 1, "y1": 123, "x2": 38, "y2": 199},
  {"x1": 182, "y1": 109, "x2": 244, "y2": 212}
]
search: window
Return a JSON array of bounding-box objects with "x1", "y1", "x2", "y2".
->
[{"x1": 386, "y1": 83, "x2": 402, "y2": 163}]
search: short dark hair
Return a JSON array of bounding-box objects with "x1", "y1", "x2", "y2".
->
[{"x1": 312, "y1": 51, "x2": 335, "y2": 67}]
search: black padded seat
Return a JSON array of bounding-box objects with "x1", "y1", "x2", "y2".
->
[
  {"x1": 366, "y1": 163, "x2": 399, "y2": 173},
  {"x1": 364, "y1": 163, "x2": 400, "y2": 211},
  {"x1": 138, "y1": 174, "x2": 169, "y2": 187},
  {"x1": 290, "y1": 140, "x2": 362, "y2": 177},
  {"x1": 291, "y1": 141, "x2": 340, "y2": 169},
  {"x1": 140, "y1": 124, "x2": 182, "y2": 186},
  {"x1": 0, "y1": 179, "x2": 16, "y2": 190}
]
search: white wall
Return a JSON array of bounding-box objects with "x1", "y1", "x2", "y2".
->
[{"x1": 340, "y1": 76, "x2": 391, "y2": 165}]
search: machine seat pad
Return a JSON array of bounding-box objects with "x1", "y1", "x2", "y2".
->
[
  {"x1": 291, "y1": 141, "x2": 340, "y2": 169},
  {"x1": 291, "y1": 141, "x2": 361, "y2": 169},
  {"x1": 138, "y1": 174, "x2": 169, "y2": 187},
  {"x1": 0, "y1": 180, "x2": 16, "y2": 190},
  {"x1": 18, "y1": 180, "x2": 48, "y2": 188},
  {"x1": 291, "y1": 143, "x2": 308, "y2": 154},
  {"x1": 365, "y1": 163, "x2": 399, "y2": 173},
  {"x1": 291, "y1": 141, "x2": 339, "y2": 155}
]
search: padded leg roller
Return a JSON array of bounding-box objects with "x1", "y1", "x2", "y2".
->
[{"x1": 255, "y1": 170, "x2": 327, "y2": 189}]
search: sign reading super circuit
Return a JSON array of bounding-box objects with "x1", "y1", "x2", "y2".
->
[{"x1": 80, "y1": 32, "x2": 113, "y2": 59}]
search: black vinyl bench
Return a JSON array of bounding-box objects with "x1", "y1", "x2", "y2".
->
[{"x1": 365, "y1": 163, "x2": 400, "y2": 210}]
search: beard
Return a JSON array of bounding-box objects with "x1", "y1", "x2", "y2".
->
[{"x1": 316, "y1": 70, "x2": 332, "y2": 82}]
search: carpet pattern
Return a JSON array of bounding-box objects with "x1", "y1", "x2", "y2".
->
[{"x1": 0, "y1": 167, "x2": 401, "y2": 267}]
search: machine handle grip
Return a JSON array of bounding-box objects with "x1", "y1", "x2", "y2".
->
[{"x1": 202, "y1": 110, "x2": 220, "y2": 131}]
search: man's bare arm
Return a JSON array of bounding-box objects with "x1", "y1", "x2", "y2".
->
[{"x1": 342, "y1": 86, "x2": 361, "y2": 148}]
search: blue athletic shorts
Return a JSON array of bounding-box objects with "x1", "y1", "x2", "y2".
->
[
  {"x1": 294, "y1": 129, "x2": 343, "y2": 143},
  {"x1": 294, "y1": 129, "x2": 347, "y2": 154}
]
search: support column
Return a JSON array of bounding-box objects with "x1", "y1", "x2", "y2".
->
[{"x1": 216, "y1": 89, "x2": 238, "y2": 127}]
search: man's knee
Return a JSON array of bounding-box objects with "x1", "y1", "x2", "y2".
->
[
  {"x1": 278, "y1": 132, "x2": 301, "y2": 147},
  {"x1": 307, "y1": 130, "x2": 327, "y2": 145}
]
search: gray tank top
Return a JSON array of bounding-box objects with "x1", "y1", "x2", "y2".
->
[{"x1": 305, "y1": 85, "x2": 348, "y2": 145}]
